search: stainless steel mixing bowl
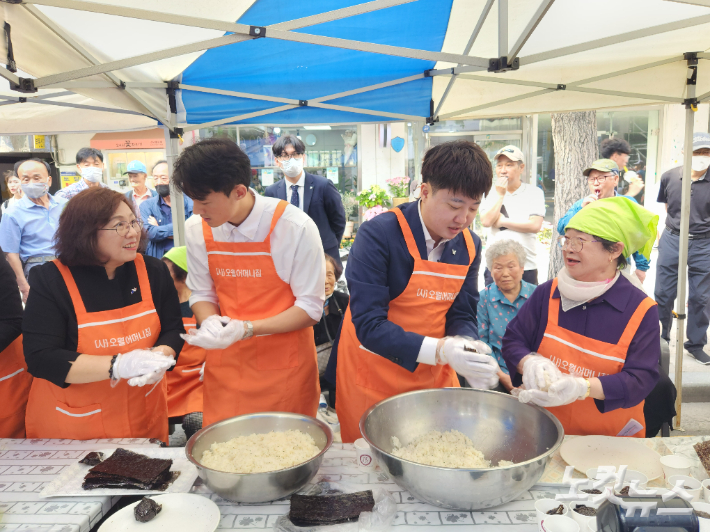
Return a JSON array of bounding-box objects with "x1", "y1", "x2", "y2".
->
[
  {"x1": 360, "y1": 388, "x2": 563, "y2": 510},
  {"x1": 186, "y1": 412, "x2": 333, "y2": 503}
]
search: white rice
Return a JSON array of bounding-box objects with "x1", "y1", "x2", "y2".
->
[
  {"x1": 391, "y1": 430, "x2": 514, "y2": 469},
  {"x1": 200, "y1": 430, "x2": 320, "y2": 473}
]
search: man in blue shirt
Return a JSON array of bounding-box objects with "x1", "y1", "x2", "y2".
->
[
  {"x1": 139, "y1": 160, "x2": 193, "y2": 258},
  {"x1": 54, "y1": 147, "x2": 108, "y2": 200},
  {"x1": 556, "y1": 158, "x2": 650, "y2": 282},
  {"x1": 0, "y1": 159, "x2": 67, "y2": 302}
]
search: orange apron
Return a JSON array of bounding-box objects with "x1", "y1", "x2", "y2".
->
[
  {"x1": 167, "y1": 316, "x2": 205, "y2": 418},
  {"x1": 201, "y1": 200, "x2": 319, "y2": 426},
  {"x1": 25, "y1": 254, "x2": 168, "y2": 441},
  {"x1": 0, "y1": 336, "x2": 32, "y2": 437},
  {"x1": 539, "y1": 278, "x2": 655, "y2": 438},
  {"x1": 336, "y1": 208, "x2": 476, "y2": 443}
]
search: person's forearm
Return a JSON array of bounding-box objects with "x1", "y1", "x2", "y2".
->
[
  {"x1": 499, "y1": 216, "x2": 543, "y2": 233},
  {"x1": 191, "y1": 301, "x2": 221, "y2": 326},
  {"x1": 252, "y1": 306, "x2": 317, "y2": 336},
  {"x1": 65, "y1": 354, "x2": 112, "y2": 384},
  {"x1": 151, "y1": 345, "x2": 176, "y2": 357},
  {"x1": 589, "y1": 377, "x2": 605, "y2": 400},
  {"x1": 516, "y1": 353, "x2": 533, "y2": 374},
  {"x1": 6, "y1": 253, "x2": 28, "y2": 300},
  {"x1": 480, "y1": 196, "x2": 505, "y2": 227}
]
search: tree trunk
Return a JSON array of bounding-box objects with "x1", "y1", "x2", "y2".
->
[{"x1": 548, "y1": 111, "x2": 598, "y2": 279}]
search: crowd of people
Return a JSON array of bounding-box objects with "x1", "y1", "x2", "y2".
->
[{"x1": 0, "y1": 130, "x2": 697, "y2": 442}]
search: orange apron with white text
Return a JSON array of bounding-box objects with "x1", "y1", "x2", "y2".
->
[
  {"x1": 201, "y1": 201, "x2": 319, "y2": 426},
  {"x1": 539, "y1": 278, "x2": 654, "y2": 438},
  {"x1": 167, "y1": 316, "x2": 205, "y2": 418},
  {"x1": 336, "y1": 208, "x2": 475, "y2": 443},
  {"x1": 0, "y1": 336, "x2": 32, "y2": 437},
  {"x1": 25, "y1": 254, "x2": 168, "y2": 441}
]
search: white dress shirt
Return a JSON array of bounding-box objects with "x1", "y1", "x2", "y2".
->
[
  {"x1": 185, "y1": 190, "x2": 326, "y2": 321},
  {"x1": 285, "y1": 173, "x2": 305, "y2": 210},
  {"x1": 416, "y1": 201, "x2": 452, "y2": 365}
]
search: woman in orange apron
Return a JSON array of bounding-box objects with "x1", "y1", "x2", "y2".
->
[
  {"x1": 162, "y1": 246, "x2": 206, "y2": 439},
  {"x1": 333, "y1": 140, "x2": 496, "y2": 442},
  {"x1": 174, "y1": 138, "x2": 325, "y2": 427},
  {"x1": 22, "y1": 188, "x2": 185, "y2": 441},
  {"x1": 0, "y1": 253, "x2": 32, "y2": 437},
  {"x1": 505, "y1": 197, "x2": 662, "y2": 438}
]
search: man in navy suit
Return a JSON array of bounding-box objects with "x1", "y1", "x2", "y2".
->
[{"x1": 265, "y1": 135, "x2": 346, "y2": 269}]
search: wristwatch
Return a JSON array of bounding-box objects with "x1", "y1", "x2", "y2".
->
[{"x1": 243, "y1": 320, "x2": 254, "y2": 340}]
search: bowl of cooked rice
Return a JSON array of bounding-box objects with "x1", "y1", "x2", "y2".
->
[
  {"x1": 360, "y1": 388, "x2": 564, "y2": 510},
  {"x1": 186, "y1": 412, "x2": 333, "y2": 503}
]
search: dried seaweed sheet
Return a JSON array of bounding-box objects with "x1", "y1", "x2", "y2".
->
[
  {"x1": 134, "y1": 497, "x2": 162, "y2": 522},
  {"x1": 82, "y1": 448, "x2": 173, "y2": 491},
  {"x1": 79, "y1": 452, "x2": 104, "y2": 466},
  {"x1": 289, "y1": 490, "x2": 375, "y2": 527}
]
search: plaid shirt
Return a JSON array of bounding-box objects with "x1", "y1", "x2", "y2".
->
[{"x1": 54, "y1": 179, "x2": 108, "y2": 200}]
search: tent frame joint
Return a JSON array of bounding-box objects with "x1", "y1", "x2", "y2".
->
[
  {"x1": 249, "y1": 26, "x2": 266, "y2": 38},
  {"x1": 684, "y1": 97, "x2": 698, "y2": 110},
  {"x1": 171, "y1": 127, "x2": 183, "y2": 139},
  {"x1": 18, "y1": 96, "x2": 26, "y2": 103},
  {"x1": 10, "y1": 77, "x2": 37, "y2": 94},
  {"x1": 684, "y1": 51, "x2": 699, "y2": 64},
  {"x1": 557, "y1": 84, "x2": 566, "y2": 91},
  {"x1": 488, "y1": 56, "x2": 519, "y2": 73},
  {"x1": 299, "y1": 99, "x2": 308, "y2": 106}
]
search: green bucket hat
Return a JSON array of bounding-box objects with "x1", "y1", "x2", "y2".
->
[
  {"x1": 582, "y1": 159, "x2": 619, "y2": 177},
  {"x1": 163, "y1": 246, "x2": 188, "y2": 273}
]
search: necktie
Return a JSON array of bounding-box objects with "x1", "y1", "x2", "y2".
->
[{"x1": 290, "y1": 184, "x2": 300, "y2": 209}]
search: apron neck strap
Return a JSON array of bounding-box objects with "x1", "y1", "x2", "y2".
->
[
  {"x1": 461, "y1": 228, "x2": 476, "y2": 266},
  {"x1": 617, "y1": 297, "x2": 657, "y2": 349},
  {"x1": 548, "y1": 278, "x2": 560, "y2": 327},
  {"x1": 202, "y1": 218, "x2": 214, "y2": 245},
  {"x1": 393, "y1": 207, "x2": 423, "y2": 261},
  {"x1": 267, "y1": 201, "x2": 289, "y2": 239},
  {"x1": 53, "y1": 259, "x2": 87, "y2": 315}
]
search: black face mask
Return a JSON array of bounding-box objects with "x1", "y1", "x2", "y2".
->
[{"x1": 156, "y1": 184, "x2": 170, "y2": 198}]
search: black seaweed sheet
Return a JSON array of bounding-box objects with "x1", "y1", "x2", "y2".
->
[
  {"x1": 81, "y1": 448, "x2": 175, "y2": 491},
  {"x1": 135, "y1": 497, "x2": 163, "y2": 522},
  {"x1": 289, "y1": 491, "x2": 375, "y2": 527}
]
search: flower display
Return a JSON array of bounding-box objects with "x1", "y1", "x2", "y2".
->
[
  {"x1": 386, "y1": 176, "x2": 411, "y2": 198},
  {"x1": 363, "y1": 205, "x2": 389, "y2": 221},
  {"x1": 357, "y1": 185, "x2": 391, "y2": 208}
]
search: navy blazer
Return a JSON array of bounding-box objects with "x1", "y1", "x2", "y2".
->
[
  {"x1": 327, "y1": 200, "x2": 482, "y2": 379},
  {"x1": 264, "y1": 172, "x2": 346, "y2": 251}
]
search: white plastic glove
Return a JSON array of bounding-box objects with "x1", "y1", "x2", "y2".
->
[
  {"x1": 438, "y1": 337, "x2": 500, "y2": 389},
  {"x1": 113, "y1": 350, "x2": 175, "y2": 381},
  {"x1": 199, "y1": 362, "x2": 205, "y2": 382},
  {"x1": 127, "y1": 368, "x2": 168, "y2": 387},
  {"x1": 181, "y1": 315, "x2": 245, "y2": 350},
  {"x1": 518, "y1": 375, "x2": 587, "y2": 407},
  {"x1": 521, "y1": 354, "x2": 562, "y2": 392}
]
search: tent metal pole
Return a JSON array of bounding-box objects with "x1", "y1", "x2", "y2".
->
[
  {"x1": 179, "y1": 85, "x2": 300, "y2": 106},
  {"x1": 567, "y1": 56, "x2": 682, "y2": 87},
  {"x1": 508, "y1": 0, "x2": 555, "y2": 61},
  {"x1": 180, "y1": 104, "x2": 298, "y2": 132},
  {"x1": 7, "y1": 98, "x2": 147, "y2": 114},
  {"x1": 433, "y1": 0, "x2": 495, "y2": 119},
  {"x1": 25, "y1": 0, "x2": 416, "y2": 37},
  {"x1": 521, "y1": 15, "x2": 710, "y2": 65},
  {"x1": 165, "y1": 85, "x2": 186, "y2": 248},
  {"x1": 563, "y1": 86, "x2": 681, "y2": 103},
  {"x1": 438, "y1": 88, "x2": 552, "y2": 119},
  {"x1": 124, "y1": 87, "x2": 170, "y2": 126},
  {"x1": 498, "y1": 0, "x2": 508, "y2": 58},
  {"x1": 308, "y1": 102, "x2": 422, "y2": 121},
  {"x1": 697, "y1": 89, "x2": 710, "y2": 102},
  {"x1": 673, "y1": 57, "x2": 698, "y2": 430},
  {"x1": 43, "y1": 81, "x2": 119, "y2": 89},
  {"x1": 22, "y1": 4, "x2": 166, "y2": 122},
  {"x1": 0, "y1": 66, "x2": 20, "y2": 86},
  {"x1": 428, "y1": 66, "x2": 488, "y2": 76},
  {"x1": 309, "y1": 74, "x2": 424, "y2": 103},
  {"x1": 458, "y1": 74, "x2": 557, "y2": 89}
]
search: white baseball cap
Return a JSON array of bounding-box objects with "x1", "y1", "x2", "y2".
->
[{"x1": 494, "y1": 145, "x2": 524, "y2": 163}]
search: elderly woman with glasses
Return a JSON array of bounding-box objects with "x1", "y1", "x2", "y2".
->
[
  {"x1": 502, "y1": 197, "x2": 661, "y2": 438},
  {"x1": 22, "y1": 188, "x2": 184, "y2": 441}
]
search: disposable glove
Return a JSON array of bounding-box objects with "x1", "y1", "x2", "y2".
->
[
  {"x1": 438, "y1": 337, "x2": 499, "y2": 389},
  {"x1": 113, "y1": 350, "x2": 175, "y2": 381},
  {"x1": 181, "y1": 315, "x2": 245, "y2": 350},
  {"x1": 127, "y1": 368, "x2": 168, "y2": 387},
  {"x1": 517, "y1": 375, "x2": 587, "y2": 407},
  {"x1": 521, "y1": 354, "x2": 562, "y2": 392}
]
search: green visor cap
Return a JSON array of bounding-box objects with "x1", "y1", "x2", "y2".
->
[{"x1": 582, "y1": 159, "x2": 619, "y2": 177}]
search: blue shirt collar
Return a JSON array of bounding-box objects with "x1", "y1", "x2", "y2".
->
[
  {"x1": 19, "y1": 194, "x2": 61, "y2": 209},
  {"x1": 489, "y1": 280, "x2": 535, "y2": 305}
]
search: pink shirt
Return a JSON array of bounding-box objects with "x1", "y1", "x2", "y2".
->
[{"x1": 132, "y1": 189, "x2": 153, "y2": 209}]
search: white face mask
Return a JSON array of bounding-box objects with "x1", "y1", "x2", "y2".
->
[
  {"x1": 21, "y1": 181, "x2": 49, "y2": 199},
  {"x1": 281, "y1": 156, "x2": 303, "y2": 178},
  {"x1": 692, "y1": 156, "x2": 710, "y2": 173},
  {"x1": 81, "y1": 167, "x2": 103, "y2": 183}
]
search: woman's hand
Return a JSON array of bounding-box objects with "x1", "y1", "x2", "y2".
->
[
  {"x1": 519, "y1": 353, "x2": 562, "y2": 391},
  {"x1": 113, "y1": 349, "x2": 175, "y2": 386},
  {"x1": 518, "y1": 375, "x2": 587, "y2": 407},
  {"x1": 181, "y1": 314, "x2": 245, "y2": 349},
  {"x1": 498, "y1": 371, "x2": 513, "y2": 391}
]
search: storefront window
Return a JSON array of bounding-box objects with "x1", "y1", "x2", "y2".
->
[
  {"x1": 429, "y1": 118, "x2": 522, "y2": 166},
  {"x1": 200, "y1": 125, "x2": 360, "y2": 197},
  {"x1": 429, "y1": 117, "x2": 522, "y2": 134}
]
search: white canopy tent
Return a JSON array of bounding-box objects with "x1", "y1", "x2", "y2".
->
[{"x1": 1, "y1": 0, "x2": 708, "y2": 427}]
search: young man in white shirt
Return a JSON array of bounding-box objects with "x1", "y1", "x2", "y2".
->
[
  {"x1": 174, "y1": 137, "x2": 325, "y2": 425},
  {"x1": 480, "y1": 145, "x2": 546, "y2": 285}
]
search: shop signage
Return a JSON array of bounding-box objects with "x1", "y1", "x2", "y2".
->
[
  {"x1": 33, "y1": 135, "x2": 46, "y2": 150},
  {"x1": 422, "y1": 125, "x2": 430, "y2": 133},
  {"x1": 261, "y1": 169, "x2": 274, "y2": 186},
  {"x1": 91, "y1": 138, "x2": 165, "y2": 150},
  {"x1": 326, "y1": 167, "x2": 339, "y2": 184}
]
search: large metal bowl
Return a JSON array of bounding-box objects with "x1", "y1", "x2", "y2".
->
[
  {"x1": 186, "y1": 412, "x2": 333, "y2": 503},
  {"x1": 360, "y1": 388, "x2": 563, "y2": 510}
]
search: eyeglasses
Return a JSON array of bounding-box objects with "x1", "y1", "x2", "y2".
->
[
  {"x1": 276, "y1": 153, "x2": 304, "y2": 162},
  {"x1": 557, "y1": 236, "x2": 601, "y2": 252},
  {"x1": 99, "y1": 219, "x2": 143, "y2": 237},
  {"x1": 586, "y1": 173, "x2": 616, "y2": 184}
]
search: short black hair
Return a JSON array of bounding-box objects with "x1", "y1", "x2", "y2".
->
[
  {"x1": 76, "y1": 147, "x2": 104, "y2": 164},
  {"x1": 421, "y1": 140, "x2": 492, "y2": 200},
  {"x1": 15, "y1": 158, "x2": 51, "y2": 176},
  {"x1": 272, "y1": 135, "x2": 305, "y2": 157},
  {"x1": 163, "y1": 257, "x2": 187, "y2": 282},
  {"x1": 173, "y1": 137, "x2": 252, "y2": 200},
  {"x1": 152, "y1": 160, "x2": 169, "y2": 173},
  {"x1": 600, "y1": 138, "x2": 631, "y2": 158}
]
